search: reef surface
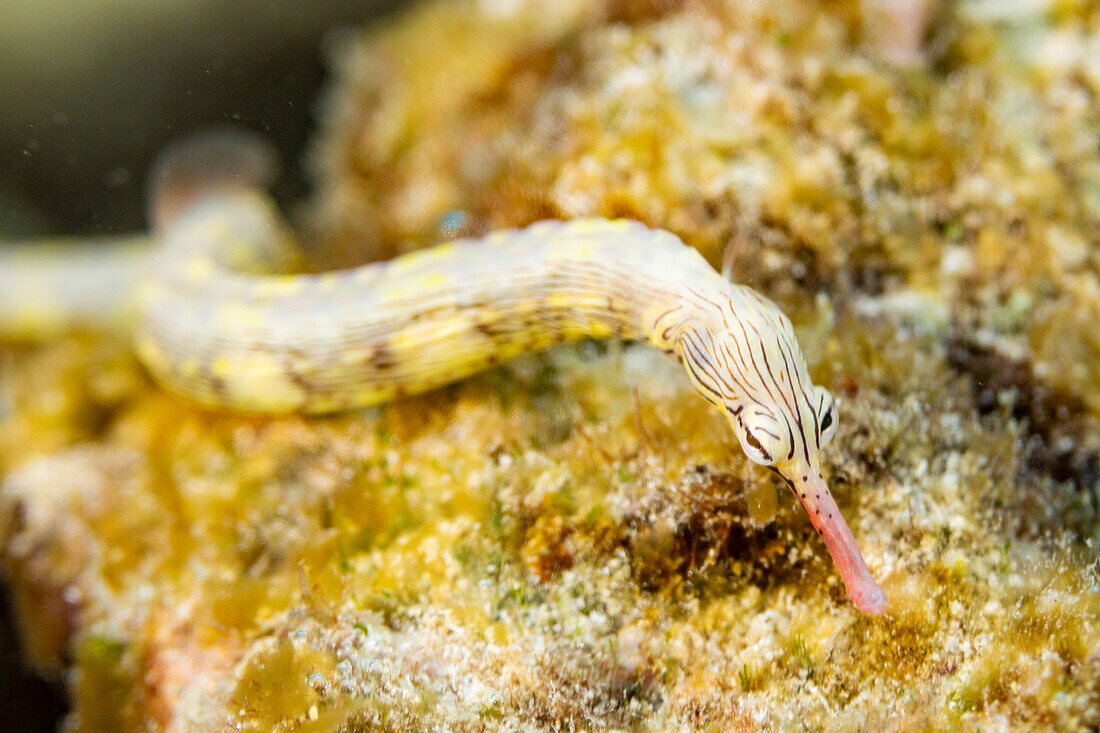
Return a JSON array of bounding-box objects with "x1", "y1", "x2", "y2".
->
[{"x1": 2, "y1": 0, "x2": 1100, "y2": 730}]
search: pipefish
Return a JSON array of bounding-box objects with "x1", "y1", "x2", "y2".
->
[{"x1": 1, "y1": 131, "x2": 887, "y2": 614}]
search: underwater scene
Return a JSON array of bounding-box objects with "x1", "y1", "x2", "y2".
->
[{"x1": 1, "y1": 0, "x2": 1099, "y2": 730}]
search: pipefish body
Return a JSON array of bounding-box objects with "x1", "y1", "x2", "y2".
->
[{"x1": 6, "y1": 132, "x2": 888, "y2": 614}]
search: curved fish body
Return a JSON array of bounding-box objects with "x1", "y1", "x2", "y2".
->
[
  {"x1": 0, "y1": 235, "x2": 147, "y2": 338},
  {"x1": 137, "y1": 199, "x2": 723, "y2": 415},
  {"x1": 7, "y1": 132, "x2": 888, "y2": 614}
]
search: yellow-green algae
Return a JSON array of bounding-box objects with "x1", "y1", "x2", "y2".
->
[{"x1": 3, "y1": 0, "x2": 1100, "y2": 730}]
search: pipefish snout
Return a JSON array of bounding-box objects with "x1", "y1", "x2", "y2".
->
[{"x1": 39, "y1": 130, "x2": 891, "y2": 614}]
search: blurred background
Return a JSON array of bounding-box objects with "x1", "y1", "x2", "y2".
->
[
  {"x1": 0, "y1": 0, "x2": 403, "y2": 238},
  {"x1": 0, "y1": 1, "x2": 402, "y2": 728}
]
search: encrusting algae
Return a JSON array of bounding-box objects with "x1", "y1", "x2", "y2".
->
[{"x1": 2, "y1": 0, "x2": 1100, "y2": 730}]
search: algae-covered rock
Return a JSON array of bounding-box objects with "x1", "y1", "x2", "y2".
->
[{"x1": 2, "y1": 0, "x2": 1100, "y2": 730}]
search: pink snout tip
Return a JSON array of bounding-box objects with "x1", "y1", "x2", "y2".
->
[
  {"x1": 789, "y1": 472, "x2": 888, "y2": 615},
  {"x1": 850, "y1": 576, "x2": 887, "y2": 615}
]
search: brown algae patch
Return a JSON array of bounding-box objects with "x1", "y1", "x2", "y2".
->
[{"x1": 2, "y1": 0, "x2": 1100, "y2": 729}]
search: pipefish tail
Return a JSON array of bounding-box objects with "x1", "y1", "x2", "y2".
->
[{"x1": 11, "y1": 130, "x2": 889, "y2": 614}]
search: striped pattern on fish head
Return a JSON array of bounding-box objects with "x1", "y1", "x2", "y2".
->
[{"x1": 676, "y1": 284, "x2": 884, "y2": 614}]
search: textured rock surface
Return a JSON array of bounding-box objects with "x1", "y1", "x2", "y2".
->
[{"x1": 3, "y1": 0, "x2": 1100, "y2": 730}]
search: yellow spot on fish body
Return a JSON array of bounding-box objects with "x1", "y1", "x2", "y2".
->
[
  {"x1": 546, "y1": 293, "x2": 577, "y2": 310},
  {"x1": 179, "y1": 357, "x2": 201, "y2": 377},
  {"x1": 135, "y1": 281, "x2": 165, "y2": 308},
  {"x1": 418, "y1": 271, "x2": 449, "y2": 290},
  {"x1": 305, "y1": 395, "x2": 341, "y2": 413},
  {"x1": 429, "y1": 242, "x2": 455, "y2": 258},
  {"x1": 474, "y1": 308, "x2": 504, "y2": 335},
  {"x1": 242, "y1": 387, "x2": 305, "y2": 414},
  {"x1": 339, "y1": 347, "x2": 371, "y2": 366},
  {"x1": 254, "y1": 276, "x2": 305, "y2": 297},
  {"x1": 354, "y1": 385, "x2": 394, "y2": 405},
  {"x1": 213, "y1": 353, "x2": 305, "y2": 412},
  {"x1": 568, "y1": 219, "x2": 617, "y2": 234},
  {"x1": 385, "y1": 249, "x2": 431, "y2": 275},
  {"x1": 184, "y1": 257, "x2": 215, "y2": 282},
  {"x1": 210, "y1": 356, "x2": 236, "y2": 379},
  {"x1": 560, "y1": 323, "x2": 589, "y2": 340},
  {"x1": 390, "y1": 316, "x2": 468, "y2": 352},
  {"x1": 587, "y1": 322, "x2": 614, "y2": 339},
  {"x1": 136, "y1": 337, "x2": 165, "y2": 368},
  {"x1": 515, "y1": 300, "x2": 539, "y2": 316}
]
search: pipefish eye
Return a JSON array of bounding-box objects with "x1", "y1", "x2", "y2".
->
[{"x1": 814, "y1": 386, "x2": 838, "y2": 446}]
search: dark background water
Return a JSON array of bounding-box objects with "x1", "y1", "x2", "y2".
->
[
  {"x1": 0, "y1": 0, "x2": 404, "y2": 238},
  {"x1": 0, "y1": 1, "x2": 404, "y2": 729}
]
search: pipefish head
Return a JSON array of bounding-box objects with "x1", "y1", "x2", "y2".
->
[{"x1": 678, "y1": 289, "x2": 886, "y2": 614}]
